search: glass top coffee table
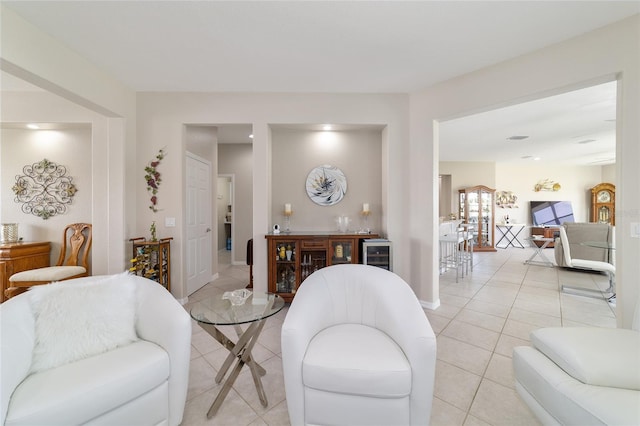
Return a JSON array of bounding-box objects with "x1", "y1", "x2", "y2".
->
[{"x1": 190, "y1": 290, "x2": 285, "y2": 418}]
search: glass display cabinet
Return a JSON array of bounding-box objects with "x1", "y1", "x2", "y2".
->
[
  {"x1": 272, "y1": 239, "x2": 298, "y2": 294},
  {"x1": 459, "y1": 185, "x2": 496, "y2": 252},
  {"x1": 266, "y1": 233, "x2": 378, "y2": 302},
  {"x1": 330, "y1": 238, "x2": 354, "y2": 265}
]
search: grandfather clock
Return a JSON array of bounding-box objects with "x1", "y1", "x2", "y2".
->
[{"x1": 591, "y1": 183, "x2": 615, "y2": 226}]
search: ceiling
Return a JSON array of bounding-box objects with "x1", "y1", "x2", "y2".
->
[
  {"x1": 439, "y1": 80, "x2": 617, "y2": 166},
  {"x1": 2, "y1": 1, "x2": 637, "y2": 162}
]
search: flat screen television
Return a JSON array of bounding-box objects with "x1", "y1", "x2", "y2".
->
[{"x1": 530, "y1": 201, "x2": 575, "y2": 226}]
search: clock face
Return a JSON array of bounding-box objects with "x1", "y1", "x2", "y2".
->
[{"x1": 597, "y1": 190, "x2": 611, "y2": 203}]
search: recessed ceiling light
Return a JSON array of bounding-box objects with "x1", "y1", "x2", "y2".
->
[
  {"x1": 27, "y1": 123, "x2": 40, "y2": 129},
  {"x1": 577, "y1": 139, "x2": 596, "y2": 144},
  {"x1": 533, "y1": 157, "x2": 541, "y2": 161},
  {"x1": 249, "y1": 134, "x2": 254, "y2": 139},
  {"x1": 507, "y1": 135, "x2": 529, "y2": 141},
  {"x1": 322, "y1": 124, "x2": 332, "y2": 131}
]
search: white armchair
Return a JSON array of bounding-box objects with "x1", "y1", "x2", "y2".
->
[
  {"x1": 513, "y1": 294, "x2": 640, "y2": 425},
  {"x1": 281, "y1": 264, "x2": 437, "y2": 426},
  {"x1": 1, "y1": 273, "x2": 191, "y2": 426}
]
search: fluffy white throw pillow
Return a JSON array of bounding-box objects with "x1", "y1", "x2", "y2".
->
[{"x1": 29, "y1": 272, "x2": 138, "y2": 373}]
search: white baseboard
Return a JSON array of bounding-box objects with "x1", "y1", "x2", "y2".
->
[{"x1": 420, "y1": 298, "x2": 441, "y2": 311}]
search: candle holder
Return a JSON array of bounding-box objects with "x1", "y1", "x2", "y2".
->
[
  {"x1": 360, "y1": 210, "x2": 371, "y2": 234},
  {"x1": 284, "y1": 211, "x2": 292, "y2": 232}
]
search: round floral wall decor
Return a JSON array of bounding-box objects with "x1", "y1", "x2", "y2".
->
[{"x1": 305, "y1": 165, "x2": 347, "y2": 206}]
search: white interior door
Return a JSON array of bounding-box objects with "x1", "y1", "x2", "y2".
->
[{"x1": 186, "y1": 152, "x2": 212, "y2": 295}]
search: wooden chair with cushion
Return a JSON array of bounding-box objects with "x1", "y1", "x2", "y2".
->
[{"x1": 4, "y1": 223, "x2": 92, "y2": 300}]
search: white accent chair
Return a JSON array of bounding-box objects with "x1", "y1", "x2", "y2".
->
[
  {"x1": 1, "y1": 274, "x2": 191, "y2": 426},
  {"x1": 557, "y1": 225, "x2": 615, "y2": 299},
  {"x1": 513, "y1": 295, "x2": 640, "y2": 425},
  {"x1": 281, "y1": 264, "x2": 437, "y2": 425}
]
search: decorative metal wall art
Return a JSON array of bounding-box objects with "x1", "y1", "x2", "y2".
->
[
  {"x1": 306, "y1": 165, "x2": 347, "y2": 206},
  {"x1": 534, "y1": 179, "x2": 561, "y2": 192},
  {"x1": 496, "y1": 191, "x2": 518, "y2": 208},
  {"x1": 12, "y1": 159, "x2": 77, "y2": 220}
]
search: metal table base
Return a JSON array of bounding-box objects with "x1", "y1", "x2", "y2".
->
[
  {"x1": 199, "y1": 319, "x2": 270, "y2": 418},
  {"x1": 496, "y1": 224, "x2": 525, "y2": 249},
  {"x1": 524, "y1": 237, "x2": 555, "y2": 267},
  {"x1": 190, "y1": 292, "x2": 283, "y2": 418}
]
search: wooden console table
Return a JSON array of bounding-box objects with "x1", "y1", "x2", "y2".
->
[
  {"x1": 266, "y1": 232, "x2": 378, "y2": 302},
  {"x1": 530, "y1": 226, "x2": 561, "y2": 248},
  {"x1": 0, "y1": 241, "x2": 51, "y2": 303}
]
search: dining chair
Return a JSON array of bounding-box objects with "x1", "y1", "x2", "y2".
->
[{"x1": 5, "y1": 223, "x2": 92, "y2": 299}]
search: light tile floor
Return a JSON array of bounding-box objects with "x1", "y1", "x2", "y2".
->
[{"x1": 181, "y1": 247, "x2": 616, "y2": 426}]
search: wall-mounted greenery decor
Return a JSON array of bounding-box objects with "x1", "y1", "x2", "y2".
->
[
  {"x1": 12, "y1": 159, "x2": 77, "y2": 220},
  {"x1": 145, "y1": 148, "x2": 165, "y2": 212}
]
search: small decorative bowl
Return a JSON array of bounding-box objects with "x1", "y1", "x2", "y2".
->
[{"x1": 228, "y1": 289, "x2": 252, "y2": 306}]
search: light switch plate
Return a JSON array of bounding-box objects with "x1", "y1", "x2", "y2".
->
[
  {"x1": 632, "y1": 222, "x2": 640, "y2": 238},
  {"x1": 165, "y1": 217, "x2": 176, "y2": 227}
]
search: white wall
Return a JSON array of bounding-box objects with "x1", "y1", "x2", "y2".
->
[
  {"x1": 1, "y1": 6, "x2": 136, "y2": 276},
  {"x1": 441, "y1": 161, "x2": 613, "y2": 235},
  {"x1": 219, "y1": 143, "x2": 253, "y2": 265},
  {"x1": 3, "y1": 4, "x2": 637, "y2": 325},
  {"x1": 495, "y1": 163, "x2": 608, "y2": 227},
  {"x1": 216, "y1": 177, "x2": 231, "y2": 251},
  {"x1": 602, "y1": 164, "x2": 616, "y2": 183},
  {"x1": 136, "y1": 93, "x2": 409, "y2": 300},
  {"x1": 271, "y1": 128, "x2": 383, "y2": 233},
  {"x1": 440, "y1": 162, "x2": 496, "y2": 216},
  {"x1": 1, "y1": 127, "x2": 92, "y2": 266},
  {"x1": 0, "y1": 91, "x2": 116, "y2": 275},
  {"x1": 412, "y1": 15, "x2": 639, "y2": 327}
]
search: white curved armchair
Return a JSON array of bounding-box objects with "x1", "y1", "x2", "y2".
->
[
  {"x1": 513, "y1": 294, "x2": 640, "y2": 425},
  {"x1": 1, "y1": 273, "x2": 191, "y2": 426},
  {"x1": 281, "y1": 264, "x2": 437, "y2": 426}
]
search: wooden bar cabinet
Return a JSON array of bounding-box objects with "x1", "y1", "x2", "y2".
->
[{"x1": 266, "y1": 232, "x2": 378, "y2": 302}]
